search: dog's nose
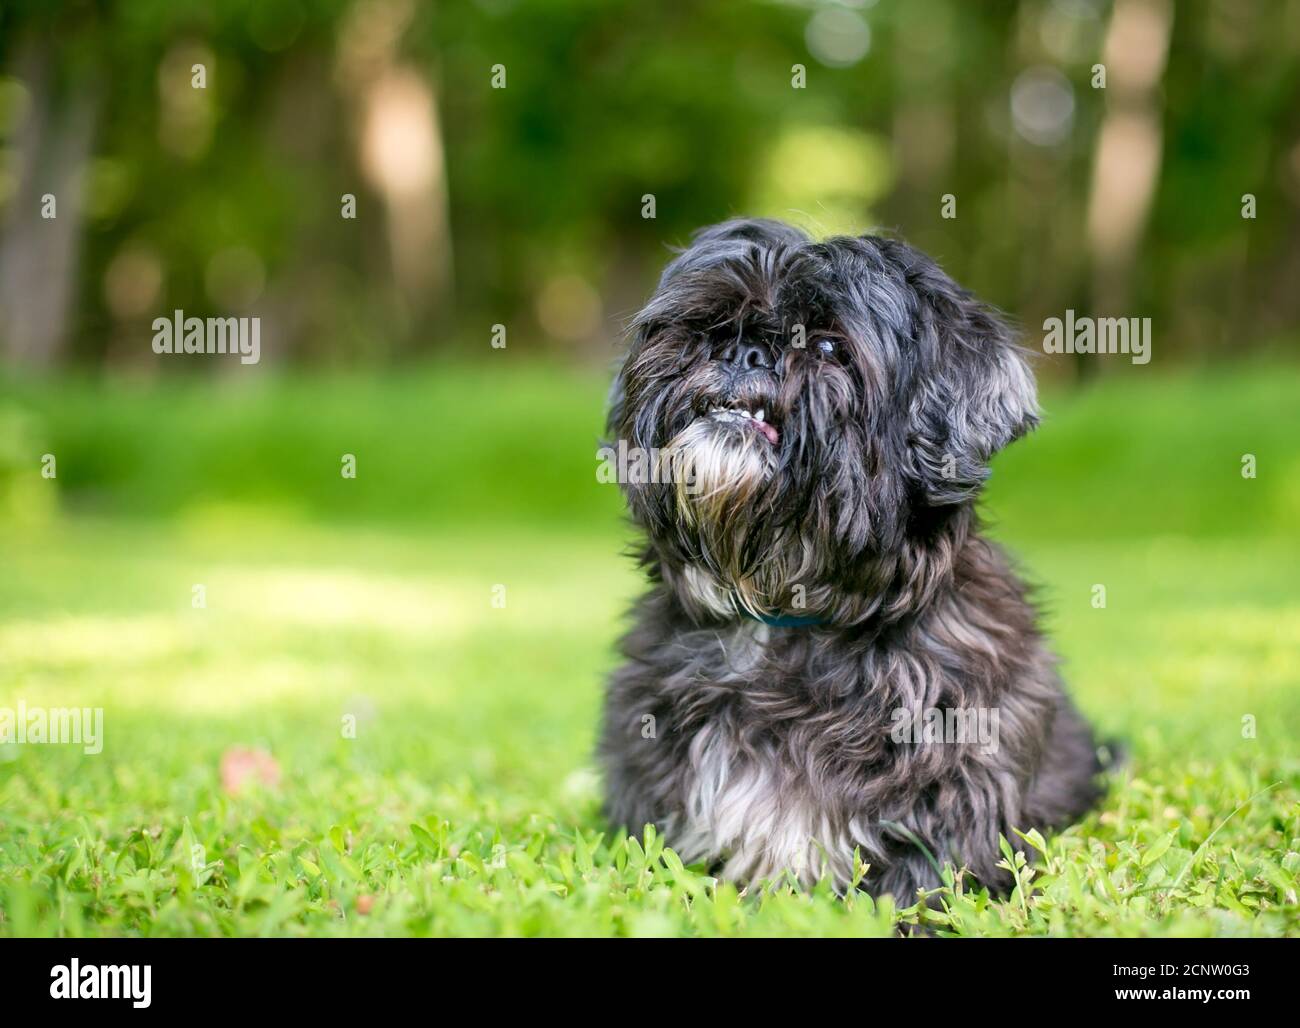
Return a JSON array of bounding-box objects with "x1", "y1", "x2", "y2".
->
[{"x1": 718, "y1": 340, "x2": 774, "y2": 371}]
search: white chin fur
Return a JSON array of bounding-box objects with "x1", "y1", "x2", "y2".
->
[
  {"x1": 661, "y1": 417, "x2": 774, "y2": 528},
  {"x1": 660, "y1": 418, "x2": 781, "y2": 618}
]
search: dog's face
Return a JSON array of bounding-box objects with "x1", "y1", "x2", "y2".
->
[{"x1": 609, "y1": 218, "x2": 1038, "y2": 623}]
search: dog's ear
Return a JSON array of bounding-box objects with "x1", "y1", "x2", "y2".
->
[{"x1": 899, "y1": 250, "x2": 1038, "y2": 506}]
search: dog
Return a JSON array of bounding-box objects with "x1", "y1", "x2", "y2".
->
[{"x1": 599, "y1": 218, "x2": 1106, "y2": 899}]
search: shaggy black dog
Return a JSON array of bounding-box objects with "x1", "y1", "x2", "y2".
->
[{"x1": 599, "y1": 218, "x2": 1105, "y2": 900}]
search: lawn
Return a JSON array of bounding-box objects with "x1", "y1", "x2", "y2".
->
[{"x1": 0, "y1": 361, "x2": 1298, "y2": 937}]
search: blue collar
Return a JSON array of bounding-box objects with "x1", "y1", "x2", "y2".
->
[{"x1": 743, "y1": 611, "x2": 827, "y2": 628}]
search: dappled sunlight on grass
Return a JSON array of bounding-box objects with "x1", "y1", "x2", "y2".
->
[
  {"x1": 218, "y1": 566, "x2": 468, "y2": 636},
  {"x1": 0, "y1": 615, "x2": 195, "y2": 673},
  {"x1": 1, "y1": 516, "x2": 1297, "y2": 935}
]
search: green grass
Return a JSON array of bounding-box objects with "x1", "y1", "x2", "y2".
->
[{"x1": 1, "y1": 362, "x2": 1298, "y2": 936}]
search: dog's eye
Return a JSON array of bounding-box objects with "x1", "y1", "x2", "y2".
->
[{"x1": 815, "y1": 339, "x2": 836, "y2": 357}]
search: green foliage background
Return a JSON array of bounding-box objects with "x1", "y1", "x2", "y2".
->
[{"x1": 1, "y1": 0, "x2": 1298, "y2": 365}]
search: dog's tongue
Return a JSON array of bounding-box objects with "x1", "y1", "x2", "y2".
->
[{"x1": 754, "y1": 419, "x2": 779, "y2": 445}]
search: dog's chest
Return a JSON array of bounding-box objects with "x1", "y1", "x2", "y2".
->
[
  {"x1": 673, "y1": 723, "x2": 858, "y2": 885},
  {"x1": 666, "y1": 623, "x2": 864, "y2": 885}
]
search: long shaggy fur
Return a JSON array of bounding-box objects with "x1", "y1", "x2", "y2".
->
[{"x1": 600, "y1": 218, "x2": 1104, "y2": 898}]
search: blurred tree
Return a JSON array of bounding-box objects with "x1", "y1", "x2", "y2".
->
[{"x1": 0, "y1": 0, "x2": 1295, "y2": 370}]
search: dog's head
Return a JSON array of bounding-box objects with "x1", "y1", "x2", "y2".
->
[{"x1": 608, "y1": 218, "x2": 1037, "y2": 624}]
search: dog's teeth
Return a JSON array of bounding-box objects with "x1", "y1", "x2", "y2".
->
[{"x1": 707, "y1": 405, "x2": 770, "y2": 422}]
